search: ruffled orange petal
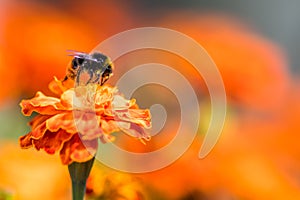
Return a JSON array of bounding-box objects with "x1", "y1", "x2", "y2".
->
[
  {"x1": 127, "y1": 109, "x2": 151, "y2": 128},
  {"x1": 20, "y1": 91, "x2": 65, "y2": 116},
  {"x1": 60, "y1": 134, "x2": 98, "y2": 165},
  {"x1": 112, "y1": 95, "x2": 130, "y2": 110},
  {"x1": 99, "y1": 133, "x2": 115, "y2": 143},
  {"x1": 30, "y1": 120, "x2": 48, "y2": 139},
  {"x1": 48, "y1": 76, "x2": 72, "y2": 96},
  {"x1": 70, "y1": 137, "x2": 98, "y2": 162},
  {"x1": 60, "y1": 89, "x2": 75, "y2": 109},
  {"x1": 46, "y1": 112, "x2": 77, "y2": 133},
  {"x1": 29, "y1": 115, "x2": 51, "y2": 130},
  {"x1": 113, "y1": 109, "x2": 151, "y2": 128},
  {"x1": 33, "y1": 129, "x2": 73, "y2": 154},
  {"x1": 19, "y1": 134, "x2": 33, "y2": 149},
  {"x1": 19, "y1": 120, "x2": 48, "y2": 148},
  {"x1": 100, "y1": 119, "x2": 120, "y2": 134},
  {"x1": 61, "y1": 86, "x2": 101, "y2": 111},
  {"x1": 94, "y1": 86, "x2": 115, "y2": 103},
  {"x1": 118, "y1": 122, "x2": 151, "y2": 143},
  {"x1": 74, "y1": 112, "x2": 103, "y2": 140}
]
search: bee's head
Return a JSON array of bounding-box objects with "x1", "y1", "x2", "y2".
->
[
  {"x1": 91, "y1": 52, "x2": 114, "y2": 85},
  {"x1": 71, "y1": 57, "x2": 85, "y2": 70}
]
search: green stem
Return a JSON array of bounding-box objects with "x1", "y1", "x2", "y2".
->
[
  {"x1": 68, "y1": 157, "x2": 95, "y2": 200},
  {"x1": 71, "y1": 180, "x2": 86, "y2": 200}
]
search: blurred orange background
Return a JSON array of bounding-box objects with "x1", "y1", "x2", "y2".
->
[{"x1": 0, "y1": 0, "x2": 299, "y2": 199}]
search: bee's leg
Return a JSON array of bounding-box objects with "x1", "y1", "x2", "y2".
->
[
  {"x1": 86, "y1": 70, "x2": 94, "y2": 85},
  {"x1": 62, "y1": 75, "x2": 68, "y2": 82},
  {"x1": 95, "y1": 73, "x2": 101, "y2": 85},
  {"x1": 100, "y1": 75, "x2": 109, "y2": 86},
  {"x1": 75, "y1": 77, "x2": 79, "y2": 86},
  {"x1": 100, "y1": 66, "x2": 112, "y2": 85}
]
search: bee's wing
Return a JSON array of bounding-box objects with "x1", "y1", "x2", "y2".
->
[
  {"x1": 66, "y1": 50, "x2": 99, "y2": 62},
  {"x1": 66, "y1": 50, "x2": 89, "y2": 57}
]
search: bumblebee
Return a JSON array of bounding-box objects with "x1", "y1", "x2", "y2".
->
[{"x1": 63, "y1": 50, "x2": 114, "y2": 86}]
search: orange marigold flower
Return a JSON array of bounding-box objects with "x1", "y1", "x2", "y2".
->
[{"x1": 19, "y1": 77, "x2": 151, "y2": 165}]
